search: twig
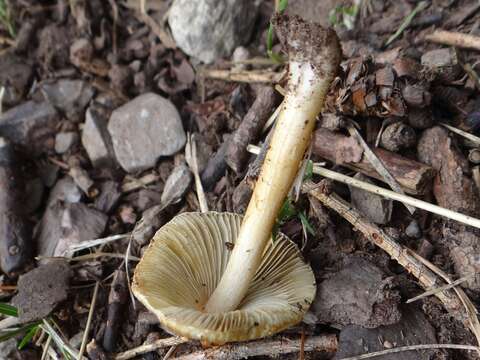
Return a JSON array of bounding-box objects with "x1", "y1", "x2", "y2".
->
[
  {"x1": 78, "y1": 281, "x2": 100, "y2": 359},
  {"x1": 305, "y1": 182, "x2": 480, "y2": 348},
  {"x1": 338, "y1": 343, "x2": 479, "y2": 360},
  {"x1": 121, "y1": 173, "x2": 160, "y2": 193},
  {"x1": 41, "y1": 319, "x2": 84, "y2": 360},
  {"x1": 174, "y1": 335, "x2": 338, "y2": 360},
  {"x1": 463, "y1": 63, "x2": 480, "y2": 91},
  {"x1": 425, "y1": 29, "x2": 480, "y2": 51},
  {"x1": 201, "y1": 68, "x2": 284, "y2": 83},
  {"x1": 67, "y1": 234, "x2": 130, "y2": 256},
  {"x1": 347, "y1": 124, "x2": 415, "y2": 214},
  {"x1": 40, "y1": 335, "x2": 52, "y2": 360},
  {"x1": 406, "y1": 275, "x2": 473, "y2": 304},
  {"x1": 440, "y1": 122, "x2": 480, "y2": 147},
  {"x1": 262, "y1": 100, "x2": 283, "y2": 133},
  {"x1": 385, "y1": 1, "x2": 428, "y2": 46},
  {"x1": 185, "y1": 133, "x2": 208, "y2": 213},
  {"x1": 313, "y1": 165, "x2": 480, "y2": 229},
  {"x1": 114, "y1": 337, "x2": 188, "y2": 360},
  {"x1": 136, "y1": 11, "x2": 176, "y2": 49}
]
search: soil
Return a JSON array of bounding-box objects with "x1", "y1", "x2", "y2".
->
[{"x1": 1, "y1": 0, "x2": 480, "y2": 359}]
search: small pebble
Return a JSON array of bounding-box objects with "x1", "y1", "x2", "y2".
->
[
  {"x1": 55, "y1": 132, "x2": 79, "y2": 154},
  {"x1": 405, "y1": 220, "x2": 422, "y2": 239}
]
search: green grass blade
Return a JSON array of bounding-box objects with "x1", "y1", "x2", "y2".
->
[
  {"x1": 0, "y1": 303, "x2": 18, "y2": 317},
  {"x1": 17, "y1": 324, "x2": 39, "y2": 350}
]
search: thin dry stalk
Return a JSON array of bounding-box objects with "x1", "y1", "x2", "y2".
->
[
  {"x1": 78, "y1": 281, "x2": 100, "y2": 359},
  {"x1": 425, "y1": 30, "x2": 480, "y2": 51},
  {"x1": 338, "y1": 343, "x2": 479, "y2": 360},
  {"x1": 67, "y1": 234, "x2": 130, "y2": 256},
  {"x1": 440, "y1": 122, "x2": 480, "y2": 147},
  {"x1": 185, "y1": 134, "x2": 208, "y2": 213},
  {"x1": 174, "y1": 335, "x2": 337, "y2": 360},
  {"x1": 136, "y1": 12, "x2": 176, "y2": 49},
  {"x1": 201, "y1": 68, "x2": 284, "y2": 83},
  {"x1": 122, "y1": 173, "x2": 159, "y2": 193},
  {"x1": 346, "y1": 124, "x2": 415, "y2": 214},
  {"x1": 114, "y1": 337, "x2": 188, "y2": 360},
  {"x1": 304, "y1": 181, "x2": 470, "y2": 329},
  {"x1": 407, "y1": 275, "x2": 473, "y2": 304},
  {"x1": 312, "y1": 165, "x2": 480, "y2": 229}
]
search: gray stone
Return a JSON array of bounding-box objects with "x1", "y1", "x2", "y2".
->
[
  {"x1": 37, "y1": 202, "x2": 108, "y2": 257},
  {"x1": 82, "y1": 107, "x2": 116, "y2": 167},
  {"x1": 41, "y1": 79, "x2": 94, "y2": 122},
  {"x1": 0, "y1": 53, "x2": 33, "y2": 107},
  {"x1": 55, "y1": 131, "x2": 79, "y2": 154},
  {"x1": 335, "y1": 305, "x2": 437, "y2": 360},
  {"x1": 47, "y1": 176, "x2": 82, "y2": 206},
  {"x1": 0, "y1": 100, "x2": 58, "y2": 153},
  {"x1": 168, "y1": 0, "x2": 259, "y2": 64},
  {"x1": 0, "y1": 338, "x2": 19, "y2": 360},
  {"x1": 161, "y1": 163, "x2": 192, "y2": 205},
  {"x1": 286, "y1": 0, "x2": 338, "y2": 27},
  {"x1": 349, "y1": 173, "x2": 393, "y2": 224},
  {"x1": 312, "y1": 256, "x2": 401, "y2": 328},
  {"x1": 405, "y1": 220, "x2": 422, "y2": 238},
  {"x1": 94, "y1": 181, "x2": 122, "y2": 214},
  {"x1": 12, "y1": 261, "x2": 71, "y2": 323},
  {"x1": 108, "y1": 93, "x2": 186, "y2": 172}
]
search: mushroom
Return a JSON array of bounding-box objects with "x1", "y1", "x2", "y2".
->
[{"x1": 133, "y1": 15, "x2": 341, "y2": 345}]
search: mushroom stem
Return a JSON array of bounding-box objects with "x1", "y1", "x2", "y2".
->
[{"x1": 205, "y1": 15, "x2": 341, "y2": 313}]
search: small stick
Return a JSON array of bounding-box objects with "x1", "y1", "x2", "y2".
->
[
  {"x1": 136, "y1": 11, "x2": 176, "y2": 49},
  {"x1": 174, "y1": 335, "x2": 338, "y2": 360},
  {"x1": 406, "y1": 275, "x2": 473, "y2": 304},
  {"x1": 347, "y1": 124, "x2": 415, "y2": 214},
  {"x1": 425, "y1": 30, "x2": 480, "y2": 51},
  {"x1": 67, "y1": 234, "x2": 130, "y2": 256},
  {"x1": 78, "y1": 281, "x2": 100, "y2": 360},
  {"x1": 440, "y1": 122, "x2": 480, "y2": 147},
  {"x1": 201, "y1": 69, "x2": 284, "y2": 84},
  {"x1": 305, "y1": 182, "x2": 480, "y2": 344},
  {"x1": 103, "y1": 270, "x2": 127, "y2": 352},
  {"x1": 114, "y1": 337, "x2": 188, "y2": 360},
  {"x1": 312, "y1": 165, "x2": 480, "y2": 229},
  {"x1": 121, "y1": 173, "x2": 159, "y2": 193},
  {"x1": 185, "y1": 134, "x2": 208, "y2": 213},
  {"x1": 338, "y1": 343, "x2": 479, "y2": 360}
]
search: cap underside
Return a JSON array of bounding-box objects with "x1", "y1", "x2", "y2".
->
[{"x1": 132, "y1": 212, "x2": 316, "y2": 345}]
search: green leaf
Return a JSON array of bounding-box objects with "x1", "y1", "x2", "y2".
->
[
  {"x1": 0, "y1": 303, "x2": 18, "y2": 317},
  {"x1": 298, "y1": 211, "x2": 316, "y2": 236},
  {"x1": 278, "y1": 0, "x2": 288, "y2": 12},
  {"x1": 303, "y1": 160, "x2": 314, "y2": 181},
  {"x1": 17, "y1": 325, "x2": 38, "y2": 350},
  {"x1": 278, "y1": 198, "x2": 297, "y2": 223}
]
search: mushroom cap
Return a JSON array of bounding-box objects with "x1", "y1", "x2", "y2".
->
[{"x1": 132, "y1": 212, "x2": 316, "y2": 345}]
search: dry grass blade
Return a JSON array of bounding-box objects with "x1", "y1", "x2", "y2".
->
[
  {"x1": 114, "y1": 337, "x2": 188, "y2": 360},
  {"x1": 78, "y1": 281, "x2": 100, "y2": 359},
  {"x1": 305, "y1": 181, "x2": 477, "y2": 343},
  {"x1": 338, "y1": 343, "x2": 479, "y2": 360},
  {"x1": 67, "y1": 234, "x2": 130, "y2": 256},
  {"x1": 347, "y1": 124, "x2": 415, "y2": 214},
  {"x1": 185, "y1": 133, "x2": 208, "y2": 213},
  {"x1": 201, "y1": 68, "x2": 285, "y2": 83},
  {"x1": 440, "y1": 122, "x2": 480, "y2": 147},
  {"x1": 406, "y1": 275, "x2": 473, "y2": 304}
]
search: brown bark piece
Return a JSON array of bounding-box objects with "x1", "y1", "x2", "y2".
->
[
  {"x1": 312, "y1": 129, "x2": 435, "y2": 194},
  {"x1": 103, "y1": 270, "x2": 128, "y2": 352},
  {"x1": 417, "y1": 126, "x2": 480, "y2": 215},
  {"x1": 225, "y1": 86, "x2": 279, "y2": 174}
]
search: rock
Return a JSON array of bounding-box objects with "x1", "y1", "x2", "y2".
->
[
  {"x1": 41, "y1": 80, "x2": 94, "y2": 123},
  {"x1": 24, "y1": 178, "x2": 44, "y2": 214},
  {"x1": 12, "y1": 261, "x2": 71, "y2": 323},
  {"x1": 312, "y1": 256, "x2": 401, "y2": 328},
  {"x1": 133, "y1": 205, "x2": 167, "y2": 246},
  {"x1": 38, "y1": 162, "x2": 59, "y2": 187},
  {"x1": 0, "y1": 100, "x2": 58, "y2": 153},
  {"x1": 161, "y1": 163, "x2": 192, "y2": 205},
  {"x1": 108, "y1": 93, "x2": 186, "y2": 172},
  {"x1": 168, "y1": 0, "x2": 259, "y2": 63},
  {"x1": 405, "y1": 220, "x2": 422, "y2": 238},
  {"x1": 349, "y1": 173, "x2": 393, "y2": 224},
  {"x1": 0, "y1": 53, "x2": 33, "y2": 106},
  {"x1": 380, "y1": 122, "x2": 416, "y2": 152},
  {"x1": 47, "y1": 176, "x2": 82, "y2": 206},
  {"x1": 82, "y1": 107, "x2": 117, "y2": 167},
  {"x1": 335, "y1": 305, "x2": 437, "y2": 360},
  {"x1": 0, "y1": 338, "x2": 20, "y2": 360},
  {"x1": 55, "y1": 131, "x2": 79, "y2": 154},
  {"x1": 37, "y1": 202, "x2": 108, "y2": 257},
  {"x1": 94, "y1": 181, "x2": 122, "y2": 214}
]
